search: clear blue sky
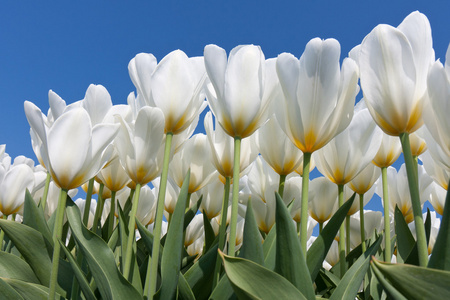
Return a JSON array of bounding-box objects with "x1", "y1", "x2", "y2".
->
[{"x1": 0, "y1": 1, "x2": 448, "y2": 215}]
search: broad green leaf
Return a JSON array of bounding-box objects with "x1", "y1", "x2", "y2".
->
[
  {"x1": 184, "y1": 196, "x2": 203, "y2": 230},
  {"x1": 370, "y1": 261, "x2": 407, "y2": 300},
  {"x1": 0, "y1": 277, "x2": 24, "y2": 299},
  {"x1": 307, "y1": 194, "x2": 355, "y2": 281},
  {"x1": 329, "y1": 235, "x2": 382, "y2": 300},
  {"x1": 184, "y1": 244, "x2": 218, "y2": 300},
  {"x1": 428, "y1": 184, "x2": 450, "y2": 270},
  {"x1": 262, "y1": 223, "x2": 276, "y2": 259},
  {"x1": 275, "y1": 192, "x2": 315, "y2": 300},
  {"x1": 58, "y1": 239, "x2": 96, "y2": 300},
  {"x1": 0, "y1": 251, "x2": 40, "y2": 284},
  {"x1": 372, "y1": 258, "x2": 450, "y2": 299},
  {"x1": 177, "y1": 271, "x2": 196, "y2": 300},
  {"x1": 22, "y1": 189, "x2": 53, "y2": 246},
  {"x1": 3, "y1": 278, "x2": 63, "y2": 299},
  {"x1": 202, "y1": 212, "x2": 216, "y2": 253},
  {"x1": 220, "y1": 251, "x2": 307, "y2": 300},
  {"x1": 156, "y1": 170, "x2": 190, "y2": 300},
  {"x1": 65, "y1": 199, "x2": 142, "y2": 300}
]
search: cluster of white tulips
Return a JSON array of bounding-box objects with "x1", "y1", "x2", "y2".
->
[{"x1": 0, "y1": 10, "x2": 449, "y2": 299}]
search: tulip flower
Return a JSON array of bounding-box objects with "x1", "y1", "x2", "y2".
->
[
  {"x1": 421, "y1": 150, "x2": 449, "y2": 215},
  {"x1": 408, "y1": 211, "x2": 441, "y2": 255},
  {"x1": 308, "y1": 177, "x2": 338, "y2": 231},
  {"x1": 276, "y1": 38, "x2": 359, "y2": 253},
  {"x1": 359, "y1": 11, "x2": 434, "y2": 265},
  {"x1": 204, "y1": 44, "x2": 278, "y2": 257},
  {"x1": 348, "y1": 210, "x2": 383, "y2": 249}
]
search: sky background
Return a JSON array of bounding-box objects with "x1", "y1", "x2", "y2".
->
[{"x1": 1, "y1": 1, "x2": 448, "y2": 214}]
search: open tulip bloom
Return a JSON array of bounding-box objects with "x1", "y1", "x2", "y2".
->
[{"x1": 2, "y1": 10, "x2": 450, "y2": 300}]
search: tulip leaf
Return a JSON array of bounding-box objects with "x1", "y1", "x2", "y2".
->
[
  {"x1": 177, "y1": 271, "x2": 196, "y2": 300},
  {"x1": 184, "y1": 244, "x2": 218, "y2": 300},
  {"x1": 202, "y1": 211, "x2": 216, "y2": 253},
  {"x1": 156, "y1": 170, "x2": 190, "y2": 300},
  {"x1": 329, "y1": 235, "x2": 382, "y2": 300},
  {"x1": 184, "y1": 196, "x2": 203, "y2": 230},
  {"x1": 0, "y1": 251, "x2": 40, "y2": 284},
  {"x1": 274, "y1": 192, "x2": 315, "y2": 300},
  {"x1": 372, "y1": 258, "x2": 450, "y2": 299},
  {"x1": 262, "y1": 224, "x2": 277, "y2": 270},
  {"x1": 428, "y1": 184, "x2": 450, "y2": 270},
  {"x1": 307, "y1": 193, "x2": 355, "y2": 281},
  {"x1": 370, "y1": 261, "x2": 407, "y2": 300},
  {"x1": 220, "y1": 251, "x2": 307, "y2": 300},
  {"x1": 2, "y1": 277, "x2": 63, "y2": 299},
  {"x1": 57, "y1": 239, "x2": 96, "y2": 300},
  {"x1": 65, "y1": 199, "x2": 142, "y2": 300},
  {"x1": 0, "y1": 277, "x2": 24, "y2": 299},
  {"x1": 22, "y1": 189, "x2": 53, "y2": 246},
  {"x1": 394, "y1": 206, "x2": 415, "y2": 264}
]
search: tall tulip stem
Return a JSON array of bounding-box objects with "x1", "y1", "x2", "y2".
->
[
  {"x1": 107, "y1": 191, "x2": 117, "y2": 240},
  {"x1": 92, "y1": 183, "x2": 105, "y2": 233},
  {"x1": 83, "y1": 178, "x2": 95, "y2": 227},
  {"x1": 228, "y1": 136, "x2": 241, "y2": 256},
  {"x1": 338, "y1": 184, "x2": 346, "y2": 276},
  {"x1": 48, "y1": 188, "x2": 68, "y2": 300},
  {"x1": 278, "y1": 174, "x2": 287, "y2": 199},
  {"x1": 147, "y1": 132, "x2": 173, "y2": 298},
  {"x1": 123, "y1": 182, "x2": 141, "y2": 280},
  {"x1": 399, "y1": 132, "x2": 428, "y2": 266},
  {"x1": 300, "y1": 152, "x2": 311, "y2": 255},
  {"x1": 0, "y1": 215, "x2": 7, "y2": 250},
  {"x1": 359, "y1": 194, "x2": 366, "y2": 252},
  {"x1": 212, "y1": 176, "x2": 231, "y2": 288},
  {"x1": 381, "y1": 166, "x2": 391, "y2": 262}
]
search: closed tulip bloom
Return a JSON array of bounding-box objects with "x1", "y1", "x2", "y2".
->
[
  {"x1": 276, "y1": 38, "x2": 359, "y2": 153},
  {"x1": 257, "y1": 116, "x2": 303, "y2": 176},
  {"x1": 427, "y1": 181, "x2": 447, "y2": 216},
  {"x1": 196, "y1": 176, "x2": 229, "y2": 219},
  {"x1": 308, "y1": 177, "x2": 339, "y2": 224},
  {"x1": 95, "y1": 152, "x2": 131, "y2": 192},
  {"x1": 359, "y1": 11, "x2": 434, "y2": 136},
  {"x1": 204, "y1": 44, "x2": 277, "y2": 138},
  {"x1": 204, "y1": 111, "x2": 258, "y2": 179},
  {"x1": 372, "y1": 133, "x2": 402, "y2": 168},
  {"x1": 114, "y1": 106, "x2": 165, "y2": 185},
  {"x1": 169, "y1": 134, "x2": 218, "y2": 194},
  {"x1": 348, "y1": 162, "x2": 381, "y2": 195},
  {"x1": 348, "y1": 210, "x2": 383, "y2": 249},
  {"x1": 24, "y1": 102, "x2": 119, "y2": 190},
  {"x1": 315, "y1": 105, "x2": 383, "y2": 185},
  {"x1": 420, "y1": 149, "x2": 449, "y2": 191},
  {"x1": 409, "y1": 127, "x2": 427, "y2": 157},
  {"x1": 408, "y1": 211, "x2": 441, "y2": 254},
  {"x1": 424, "y1": 43, "x2": 450, "y2": 167}
]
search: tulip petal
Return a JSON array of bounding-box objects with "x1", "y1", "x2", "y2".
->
[
  {"x1": 128, "y1": 53, "x2": 157, "y2": 104},
  {"x1": 0, "y1": 165, "x2": 34, "y2": 215},
  {"x1": 82, "y1": 84, "x2": 113, "y2": 126},
  {"x1": 204, "y1": 44, "x2": 227, "y2": 100}
]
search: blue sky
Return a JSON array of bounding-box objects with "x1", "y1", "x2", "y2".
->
[{"x1": 0, "y1": 1, "x2": 448, "y2": 213}]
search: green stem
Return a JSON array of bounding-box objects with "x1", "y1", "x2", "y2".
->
[
  {"x1": 48, "y1": 188, "x2": 68, "y2": 300},
  {"x1": 185, "y1": 193, "x2": 192, "y2": 211},
  {"x1": 147, "y1": 132, "x2": 173, "y2": 298},
  {"x1": 399, "y1": 133, "x2": 428, "y2": 266},
  {"x1": 0, "y1": 215, "x2": 7, "y2": 251},
  {"x1": 359, "y1": 194, "x2": 366, "y2": 253},
  {"x1": 40, "y1": 172, "x2": 51, "y2": 213},
  {"x1": 346, "y1": 215, "x2": 350, "y2": 255},
  {"x1": 278, "y1": 174, "x2": 287, "y2": 199},
  {"x1": 381, "y1": 167, "x2": 391, "y2": 262},
  {"x1": 319, "y1": 222, "x2": 323, "y2": 235},
  {"x1": 212, "y1": 176, "x2": 231, "y2": 288},
  {"x1": 338, "y1": 184, "x2": 346, "y2": 276},
  {"x1": 123, "y1": 183, "x2": 141, "y2": 280},
  {"x1": 300, "y1": 152, "x2": 312, "y2": 256},
  {"x1": 83, "y1": 178, "x2": 95, "y2": 227},
  {"x1": 107, "y1": 191, "x2": 116, "y2": 241},
  {"x1": 92, "y1": 183, "x2": 105, "y2": 234},
  {"x1": 228, "y1": 136, "x2": 241, "y2": 256}
]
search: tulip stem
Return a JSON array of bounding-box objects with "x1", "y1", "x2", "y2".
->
[
  {"x1": 381, "y1": 166, "x2": 391, "y2": 262},
  {"x1": 107, "y1": 191, "x2": 117, "y2": 240},
  {"x1": 40, "y1": 172, "x2": 52, "y2": 213},
  {"x1": 48, "y1": 188, "x2": 68, "y2": 300},
  {"x1": 359, "y1": 194, "x2": 366, "y2": 253},
  {"x1": 228, "y1": 136, "x2": 241, "y2": 256},
  {"x1": 83, "y1": 178, "x2": 95, "y2": 227},
  {"x1": 123, "y1": 183, "x2": 141, "y2": 280},
  {"x1": 0, "y1": 215, "x2": 7, "y2": 250},
  {"x1": 338, "y1": 184, "x2": 346, "y2": 276},
  {"x1": 147, "y1": 132, "x2": 173, "y2": 298},
  {"x1": 300, "y1": 152, "x2": 311, "y2": 256},
  {"x1": 278, "y1": 174, "x2": 287, "y2": 199},
  {"x1": 399, "y1": 132, "x2": 428, "y2": 266},
  {"x1": 212, "y1": 176, "x2": 231, "y2": 288},
  {"x1": 92, "y1": 183, "x2": 105, "y2": 234},
  {"x1": 319, "y1": 222, "x2": 323, "y2": 234}
]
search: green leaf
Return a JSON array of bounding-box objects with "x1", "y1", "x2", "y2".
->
[
  {"x1": 65, "y1": 199, "x2": 142, "y2": 300},
  {"x1": 202, "y1": 212, "x2": 216, "y2": 253},
  {"x1": 329, "y1": 235, "x2": 382, "y2": 300},
  {"x1": 428, "y1": 183, "x2": 450, "y2": 270},
  {"x1": 370, "y1": 261, "x2": 407, "y2": 300},
  {"x1": 262, "y1": 224, "x2": 276, "y2": 270},
  {"x1": 372, "y1": 258, "x2": 450, "y2": 299},
  {"x1": 220, "y1": 251, "x2": 307, "y2": 300},
  {"x1": 307, "y1": 193, "x2": 355, "y2": 281},
  {"x1": 177, "y1": 272, "x2": 196, "y2": 300},
  {"x1": 0, "y1": 251, "x2": 40, "y2": 284},
  {"x1": 156, "y1": 170, "x2": 190, "y2": 300},
  {"x1": 58, "y1": 239, "x2": 96, "y2": 300},
  {"x1": 184, "y1": 196, "x2": 203, "y2": 230},
  {"x1": 0, "y1": 277, "x2": 24, "y2": 299},
  {"x1": 275, "y1": 192, "x2": 315, "y2": 300},
  {"x1": 2, "y1": 278, "x2": 63, "y2": 299},
  {"x1": 22, "y1": 189, "x2": 53, "y2": 246}
]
